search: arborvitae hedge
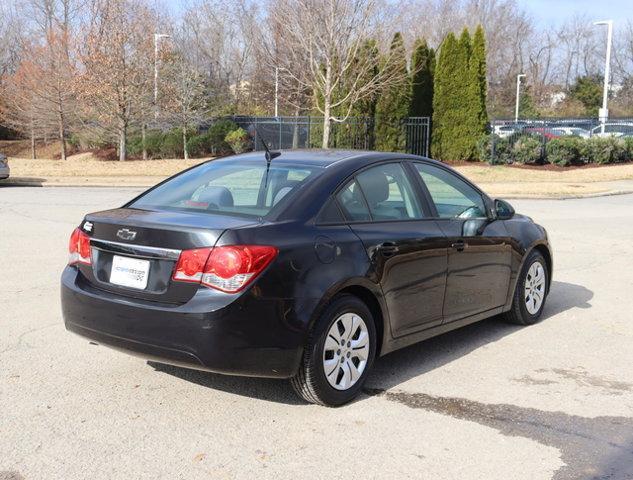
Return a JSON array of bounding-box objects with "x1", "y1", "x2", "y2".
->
[
  {"x1": 410, "y1": 38, "x2": 434, "y2": 119},
  {"x1": 375, "y1": 32, "x2": 410, "y2": 152},
  {"x1": 432, "y1": 26, "x2": 488, "y2": 161},
  {"x1": 471, "y1": 25, "x2": 489, "y2": 139}
]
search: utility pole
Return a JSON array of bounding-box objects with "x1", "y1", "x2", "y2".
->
[
  {"x1": 594, "y1": 20, "x2": 613, "y2": 134},
  {"x1": 154, "y1": 33, "x2": 170, "y2": 119},
  {"x1": 515, "y1": 74, "x2": 526, "y2": 123}
]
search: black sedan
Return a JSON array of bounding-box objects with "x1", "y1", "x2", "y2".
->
[{"x1": 61, "y1": 150, "x2": 552, "y2": 406}]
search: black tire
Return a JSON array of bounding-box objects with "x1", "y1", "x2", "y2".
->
[
  {"x1": 290, "y1": 294, "x2": 377, "y2": 407},
  {"x1": 503, "y1": 250, "x2": 549, "y2": 325}
]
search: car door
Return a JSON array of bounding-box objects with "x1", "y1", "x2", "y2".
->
[
  {"x1": 335, "y1": 162, "x2": 448, "y2": 337},
  {"x1": 411, "y1": 162, "x2": 512, "y2": 323}
]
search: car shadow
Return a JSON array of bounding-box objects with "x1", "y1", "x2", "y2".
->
[
  {"x1": 147, "y1": 361, "x2": 306, "y2": 406},
  {"x1": 150, "y1": 280, "x2": 593, "y2": 405},
  {"x1": 364, "y1": 280, "x2": 593, "y2": 392}
]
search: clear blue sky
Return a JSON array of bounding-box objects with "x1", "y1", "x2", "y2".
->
[{"x1": 522, "y1": 0, "x2": 633, "y2": 28}]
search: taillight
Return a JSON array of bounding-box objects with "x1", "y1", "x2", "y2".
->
[
  {"x1": 172, "y1": 245, "x2": 277, "y2": 293},
  {"x1": 172, "y1": 248, "x2": 212, "y2": 283},
  {"x1": 68, "y1": 228, "x2": 91, "y2": 265}
]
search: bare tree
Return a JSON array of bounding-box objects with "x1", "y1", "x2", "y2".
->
[
  {"x1": 180, "y1": 0, "x2": 259, "y2": 114},
  {"x1": 75, "y1": 0, "x2": 156, "y2": 161},
  {"x1": 269, "y1": 0, "x2": 407, "y2": 148},
  {"x1": 161, "y1": 47, "x2": 209, "y2": 160},
  {"x1": 1, "y1": 62, "x2": 44, "y2": 158}
]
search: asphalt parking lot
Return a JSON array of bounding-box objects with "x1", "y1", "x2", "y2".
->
[{"x1": 1, "y1": 186, "x2": 632, "y2": 480}]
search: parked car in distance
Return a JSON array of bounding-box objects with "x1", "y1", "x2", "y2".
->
[
  {"x1": 551, "y1": 127, "x2": 590, "y2": 139},
  {"x1": 523, "y1": 127, "x2": 561, "y2": 140},
  {"x1": 590, "y1": 123, "x2": 633, "y2": 138},
  {"x1": 61, "y1": 150, "x2": 553, "y2": 406},
  {"x1": 0, "y1": 154, "x2": 9, "y2": 180},
  {"x1": 492, "y1": 123, "x2": 525, "y2": 138}
]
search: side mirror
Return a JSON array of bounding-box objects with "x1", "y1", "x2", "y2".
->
[{"x1": 494, "y1": 199, "x2": 515, "y2": 220}]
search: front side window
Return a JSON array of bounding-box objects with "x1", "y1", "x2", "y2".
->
[
  {"x1": 355, "y1": 163, "x2": 424, "y2": 221},
  {"x1": 130, "y1": 160, "x2": 322, "y2": 218},
  {"x1": 414, "y1": 163, "x2": 487, "y2": 219}
]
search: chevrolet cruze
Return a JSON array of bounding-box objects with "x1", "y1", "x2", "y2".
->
[{"x1": 61, "y1": 150, "x2": 552, "y2": 406}]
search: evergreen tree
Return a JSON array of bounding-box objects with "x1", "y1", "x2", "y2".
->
[
  {"x1": 432, "y1": 27, "x2": 490, "y2": 161},
  {"x1": 431, "y1": 33, "x2": 454, "y2": 159},
  {"x1": 471, "y1": 25, "x2": 489, "y2": 138},
  {"x1": 338, "y1": 39, "x2": 379, "y2": 148},
  {"x1": 375, "y1": 32, "x2": 410, "y2": 152},
  {"x1": 519, "y1": 85, "x2": 540, "y2": 118},
  {"x1": 458, "y1": 28, "x2": 480, "y2": 161},
  {"x1": 569, "y1": 75, "x2": 602, "y2": 116},
  {"x1": 350, "y1": 39, "x2": 380, "y2": 118},
  {"x1": 432, "y1": 32, "x2": 473, "y2": 160},
  {"x1": 409, "y1": 38, "x2": 434, "y2": 119}
]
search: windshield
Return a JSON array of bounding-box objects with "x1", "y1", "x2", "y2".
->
[{"x1": 129, "y1": 160, "x2": 323, "y2": 218}]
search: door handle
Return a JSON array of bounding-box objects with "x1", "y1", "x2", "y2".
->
[
  {"x1": 451, "y1": 240, "x2": 466, "y2": 252},
  {"x1": 379, "y1": 242, "x2": 399, "y2": 256}
]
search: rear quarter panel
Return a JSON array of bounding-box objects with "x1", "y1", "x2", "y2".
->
[{"x1": 218, "y1": 221, "x2": 385, "y2": 345}]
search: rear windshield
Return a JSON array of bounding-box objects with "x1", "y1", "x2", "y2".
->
[{"x1": 129, "y1": 160, "x2": 322, "y2": 218}]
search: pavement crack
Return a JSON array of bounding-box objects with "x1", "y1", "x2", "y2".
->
[{"x1": 0, "y1": 322, "x2": 59, "y2": 355}]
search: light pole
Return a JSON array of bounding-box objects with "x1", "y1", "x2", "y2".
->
[
  {"x1": 594, "y1": 20, "x2": 613, "y2": 134},
  {"x1": 154, "y1": 33, "x2": 170, "y2": 119},
  {"x1": 515, "y1": 74, "x2": 526, "y2": 123}
]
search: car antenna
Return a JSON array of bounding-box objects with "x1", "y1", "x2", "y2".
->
[{"x1": 252, "y1": 125, "x2": 281, "y2": 188}]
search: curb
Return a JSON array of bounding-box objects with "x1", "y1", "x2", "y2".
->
[{"x1": 499, "y1": 189, "x2": 633, "y2": 200}]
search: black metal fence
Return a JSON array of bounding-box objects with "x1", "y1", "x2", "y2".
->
[
  {"x1": 489, "y1": 118, "x2": 633, "y2": 164},
  {"x1": 217, "y1": 115, "x2": 430, "y2": 157},
  {"x1": 403, "y1": 117, "x2": 431, "y2": 156}
]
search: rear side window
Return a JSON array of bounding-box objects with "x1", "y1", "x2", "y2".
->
[
  {"x1": 130, "y1": 161, "x2": 322, "y2": 218},
  {"x1": 355, "y1": 163, "x2": 424, "y2": 220},
  {"x1": 336, "y1": 180, "x2": 370, "y2": 222},
  {"x1": 317, "y1": 197, "x2": 344, "y2": 224}
]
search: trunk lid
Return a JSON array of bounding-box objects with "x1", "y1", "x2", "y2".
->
[{"x1": 78, "y1": 208, "x2": 260, "y2": 304}]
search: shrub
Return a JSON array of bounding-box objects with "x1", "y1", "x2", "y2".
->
[
  {"x1": 546, "y1": 137, "x2": 584, "y2": 166},
  {"x1": 582, "y1": 137, "x2": 626, "y2": 164},
  {"x1": 186, "y1": 134, "x2": 210, "y2": 158},
  {"x1": 205, "y1": 119, "x2": 239, "y2": 154},
  {"x1": 478, "y1": 134, "x2": 512, "y2": 164},
  {"x1": 624, "y1": 137, "x2": 633, "y2": 162},
  {"x1": 512, "y1": 135, "x2": 543, "y2": 164},
  {"x1": 161, "y1": 129, "x2": 184, "y2": 158},
  {"x1": 126, "y1": 130, "x2": 166, "y2": 158},
  {"x1": 67, "y1": 131, "x2": 111, "y2": 150},
  {"x1": 144, "y1": 130, "x2": 165, "y2": 157},
  {"x1": 225, "y1": 128, "x2": 250, "y2": 154}
]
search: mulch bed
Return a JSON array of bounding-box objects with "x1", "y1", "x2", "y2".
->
[{"x1": 507, "y1": 161, "x2": 633, "y2": 171}]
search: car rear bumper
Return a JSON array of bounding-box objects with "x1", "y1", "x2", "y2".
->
[{"x1": 61, "y1": 267, "x2": 305, "y2": 378}]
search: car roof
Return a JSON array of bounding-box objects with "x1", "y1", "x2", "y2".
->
[{"x1": 214, "y1": 149, "x2": 434, "y2": 168}]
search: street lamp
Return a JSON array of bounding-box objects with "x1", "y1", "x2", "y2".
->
[
  {"x1": 154, "y1": 33, "x2": 171, "y2": 119},
  {"x1": 594, "y1": 20, "x2": 613, "y2": 134},
  {"x1": 515, "y1": 74, "x2": 526, "y2": 123}
]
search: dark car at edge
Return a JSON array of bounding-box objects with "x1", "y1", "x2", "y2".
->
[{"x1": 61, "y1": 150, "x2": 552, "y2": 406}]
